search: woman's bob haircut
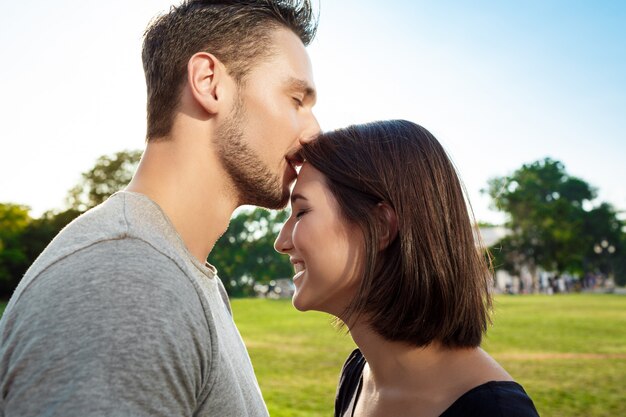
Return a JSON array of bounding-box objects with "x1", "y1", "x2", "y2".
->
[{"x1": 299, "y1": 120, "x2": 493, "y2": 348}]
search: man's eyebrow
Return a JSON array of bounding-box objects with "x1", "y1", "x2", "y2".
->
[
  {"x1": 286, "y1": 77, "x2": 317, "y2": 102},
  {"x1": 291, "y1": 193, "x2": 308, "y2": 203}
]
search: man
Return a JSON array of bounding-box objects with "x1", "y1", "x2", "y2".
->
[{"x1": 0, "y1": 1, "x2": 319, "y2": 415}]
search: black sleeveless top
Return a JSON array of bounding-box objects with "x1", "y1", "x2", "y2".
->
[{"x1": 335, "y1": 349, "x2": 541, "y2": 417}]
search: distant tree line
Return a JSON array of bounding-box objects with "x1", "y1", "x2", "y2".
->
[
  {"x1": 485, "y1": 158, "x2": 626, "y2": 288},
  {"x1": 1, "y1": 153, "x2": 625, "y2": 299}
]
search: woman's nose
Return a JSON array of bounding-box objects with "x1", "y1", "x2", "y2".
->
[{"x1": 274, "y1": 221, "x2": 293, "y2": 254}]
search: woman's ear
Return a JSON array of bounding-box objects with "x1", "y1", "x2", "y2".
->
[{"x1": 376, "y1": 202, "x2": 398, "y2": 251}]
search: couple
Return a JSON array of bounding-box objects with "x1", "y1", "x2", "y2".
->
[{"x1": 0, "y1": 1, "x2": 539, "y2": 416}]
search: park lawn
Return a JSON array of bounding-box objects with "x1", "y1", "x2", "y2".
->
[
  {"x1": 482, "y1": 295, "x2": 626, "y2": 417},
  {"x1": 232, "y1": 294, "x2": 626, "y2": 417},
  {"x1": 0, "y1": 294, "x2": 624, "y2": 416}
]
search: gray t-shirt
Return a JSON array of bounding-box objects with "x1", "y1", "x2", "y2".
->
[{"x1": 0, "y1": 191, "x2": 268, "y2": 416}]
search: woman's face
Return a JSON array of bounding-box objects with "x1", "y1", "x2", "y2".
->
[{"x1": 274, "y1": 163, "x2": 364, "y2": 317}]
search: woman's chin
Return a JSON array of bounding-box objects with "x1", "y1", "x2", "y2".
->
[
  {"x1": 291, "y1": 294, "x2": 311, "y2": 312},
  {"x1": 292, "y1": 285, "x2": 320, "y2": 312}
]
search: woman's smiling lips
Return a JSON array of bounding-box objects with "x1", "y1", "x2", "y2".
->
[{"x1": 290, "y1": 258, "x2": 306, "y2": 280}]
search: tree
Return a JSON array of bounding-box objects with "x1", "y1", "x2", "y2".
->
[
  {"x1": 582, "y1": 203, "x2": 625, "y2": 285},
  {"x1": 0, "y1": 204, "x2": 32, "y2": 297},
  {"x1": 0, "y1": 205, "x2": 82, "y2": 299},
  {"x1": 485, "y1": 158, "x2": 624, "y2": 288},
  {"x1": 66, "y1": 150, "x2": 142, "y2": 211},
  {"x1": 614, "y1": 232, "x2": 626, "y2": 287},
  {"x1": 0, "y1": 150, "x2": 140, "y2": 298},
  {"x1": 20, "y1": 208, "x2": 83, "y2": 266},
  {"x1": 209, "y1": 208, "x2": 293, "y2": 297}
]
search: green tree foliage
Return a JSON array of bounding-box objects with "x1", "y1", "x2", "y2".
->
[
  {"x1": 486, "y1": 158, "x2": 624, "y2": 286},
  {"x1": 0, "y1": 204, "x2": 32, "y2": 296},
  {"x1": 66, "y1": 150, "x2": 142, "y2": 211},
  {"x1": 209, "y1": 208, "x2": 293, "y2": 297},
  {"x1": 0, "y1": 205, "x2": 81, "y2": 298},
  {"x1": 0, "y1": 150, "x2": 140, "y2": 298},
  {"x1": 20, "y1": 208, "x2": 83, "y2": 265},
  {"x1": 616, "y1": 233, "x2": 626, "y2": 286},
  {"x1": 583, "y1": 203, "x2": 626, "y2": 286}
]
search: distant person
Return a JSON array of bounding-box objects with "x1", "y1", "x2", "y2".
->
[
  {"x1": 0, "y1": 1, "x2": 319, "y2": 415},
  {"x1": 275, "y1": 120, "x2": 540, "y2": 417}
]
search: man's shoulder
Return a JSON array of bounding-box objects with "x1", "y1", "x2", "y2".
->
[
  {"x1": 0, "y1": 192, "x2": 219, "y2": 360},
  {"x1": 6, "y1": 238, "x2": 204, "y2": 322},
  {"x1": 0, "y1": 242, "x2": 215, "y2": 417},
  {"x1": 20, "y1": 192, "x2": 189, "y2": 289},
  {"x1": 27, "y1": 193, "x2": 134, "y2": 272},
  {"x1": 3, "y1": 191, "x2": 207, "y2": 327},
  {"x1": 50, "y1": 191, "x2": 171, "y2": 247}
]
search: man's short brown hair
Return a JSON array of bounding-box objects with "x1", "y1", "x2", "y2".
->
[
  {"x1": 300, "y1": 120, "x2": 493, "y2": 348},
  {"x1": 142, "y1": 0, "x2": 317, "y2": 141}
]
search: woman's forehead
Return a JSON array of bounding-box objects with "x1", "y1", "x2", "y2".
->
[
  {"x1": 292, "y1": 163, "x2": 343, "y2": 209},
  {"x1": 293, "y1": 163, "x2": 324, "y2": 192}
]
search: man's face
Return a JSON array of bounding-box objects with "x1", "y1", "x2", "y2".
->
[{"x1": 215, "y1": 27, "x2": 320, "y2": 209}]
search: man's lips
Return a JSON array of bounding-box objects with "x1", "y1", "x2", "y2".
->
[
  {"x1": 284, "y1": 154, "x2": 303, "y2": 184},
  {"x1": 286, "y1": 150, "x2": 304, "y2": 171},
  {"x1": 284, "y1": 161, "x2": 298, "y2": 184}
]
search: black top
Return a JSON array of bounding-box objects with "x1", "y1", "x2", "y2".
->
[{"x1": 335, "y1": 349, "x2": 541, "y2": 417}]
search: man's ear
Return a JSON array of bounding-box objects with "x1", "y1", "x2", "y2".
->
[
  {"x1": 186, "y1": 52, "x2": 230, "y2": 115},
  {"x1": 376, "y1": 202, "x2": 398, "y2": 251}
]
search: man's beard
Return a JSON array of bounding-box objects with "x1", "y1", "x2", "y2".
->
[{"x1": 214, "y1": 96, "x2": 290, "y2": 209}]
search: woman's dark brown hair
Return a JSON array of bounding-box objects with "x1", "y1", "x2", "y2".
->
[{"x1": 300, "y1": 120, "x2": 492, "y2": 348}]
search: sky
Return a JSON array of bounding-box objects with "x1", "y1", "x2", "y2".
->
[{"x1": 1, "y1": 0, "x2": 625, "y2": 224}]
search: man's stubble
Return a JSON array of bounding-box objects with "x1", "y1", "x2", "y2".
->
[{"x1": 214, "y1": 93, "x2": 290, "y2": 210}]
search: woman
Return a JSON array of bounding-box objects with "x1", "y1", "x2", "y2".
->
[{"x1": 274, "y1": 120, "x2": 540, "y2": 417}]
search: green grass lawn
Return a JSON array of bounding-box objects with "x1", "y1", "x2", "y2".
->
[
  {"x1": 232, "y1": 294, "x2": 626, "y2": 417},
  {"x1": 1, "y1": 294, "x2": 624, "y2": 416}
]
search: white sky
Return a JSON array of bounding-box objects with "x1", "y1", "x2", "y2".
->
[{"x1": 1, "y1": 0, "x2": 625, "y2": 224}]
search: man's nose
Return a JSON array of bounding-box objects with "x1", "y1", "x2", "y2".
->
[{"x1": 299, "y1": 112, "x2": 321, "y2": 145}]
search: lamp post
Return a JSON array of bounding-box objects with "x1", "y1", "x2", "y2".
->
[{"x1": 593, "y1": 239, "x2": 615, "y2": 287}]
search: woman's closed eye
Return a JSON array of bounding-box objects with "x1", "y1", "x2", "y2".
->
[{"x1": 295, "y1": 208, "x2": 310, "y2": 219}]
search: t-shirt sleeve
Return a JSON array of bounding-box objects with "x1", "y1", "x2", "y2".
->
[{"x1": 0, "y1": 239, "x2": 213, "y2": 417}]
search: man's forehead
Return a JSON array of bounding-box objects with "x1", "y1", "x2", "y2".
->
[{"x1": 266, "y1": 28, "x2": 315, "y2": 85}]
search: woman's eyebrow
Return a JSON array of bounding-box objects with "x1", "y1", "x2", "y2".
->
[{"x1": 291, "y1": 192, "x2": 308, "y2": 204}]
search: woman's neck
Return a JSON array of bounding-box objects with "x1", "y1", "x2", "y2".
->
[
  {"x1": 348, "y1": 321, "x2": 457, "y2": 390},
  {"x1": 347, "y1": 320, "x2": 513, "y2": 408}
]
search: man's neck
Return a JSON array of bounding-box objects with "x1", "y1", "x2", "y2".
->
[{"x1": 126, "y1": 139, "x2": 237, "y2": 264}]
